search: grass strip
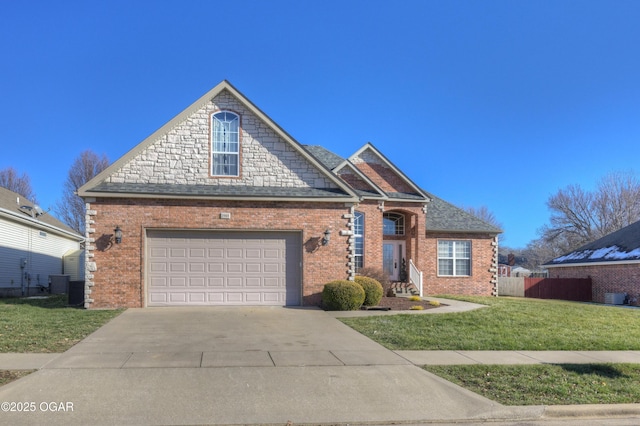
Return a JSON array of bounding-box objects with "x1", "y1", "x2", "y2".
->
[
  {"x1": 424, "y1": 363, "x2": 640, "y2": 406},
  {"x1": 340, "y1": 296, "x2": 640, "y2": 350},
  {"x1": 0, "y1": 295, "x2": 123, "y2": 353},
  {"x1": 0, "y1": 370, "x2": 34, "y2": 387}
]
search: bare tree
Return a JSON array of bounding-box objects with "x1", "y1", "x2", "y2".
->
[
  {"x1": 463, "y1": 205, "x2": 504, "y2": 242},
  {"x1": 540, "y1": 171, "x2": 640, "y2": 254},
  {"x1": 518, "y1": 170, "x2": 640, "y2": 269},
  {"x1": 55, "y1": 150, "x2": 109, "y2": 234},
  {"x1": 0, "y1": 167, "x2": 37, "y2": 202}
]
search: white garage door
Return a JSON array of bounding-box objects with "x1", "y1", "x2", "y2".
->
[{"x1": 147, "y1": 230, "x2": 301, "y2": 306}]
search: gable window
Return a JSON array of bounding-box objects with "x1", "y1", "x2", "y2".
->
[
  {"x1": 354, "y1": 212, "x2": 364, "y2": 272},
  {"x1": 383, "y1": 212, "x2": 404, "y2": 236},
  {"x1": 211, "y1": 111, "x2": 239, "y2": 176},
  {"x1": 438, "y1": 240, "x2": 471, "y2": 276}
]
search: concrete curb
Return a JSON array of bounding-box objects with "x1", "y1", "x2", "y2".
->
[{"x1": 542, "y1": 403, "x2": 640, "y2": 419}]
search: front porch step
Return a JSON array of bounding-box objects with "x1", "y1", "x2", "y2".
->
[{"x1": 390, "y1": 282, "x2": 419, "y2": 296}]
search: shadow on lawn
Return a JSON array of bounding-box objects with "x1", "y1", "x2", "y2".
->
[
  {"x1": 0, "y1": 294, "x2": 72, "y2": 309},
  {"x1": 559, "y1": 363, "x2": 630, "y2": 379}
]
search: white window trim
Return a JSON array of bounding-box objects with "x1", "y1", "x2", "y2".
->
[
  {"x1": 437, "y1": 240, "x2": 472, "y2": 277},
  {"x1": 211, "y1": 111, "x2": 240, "y2": 177},
  {"x1": 354, "y1": 211, "x2": 364, "y2": 272}
]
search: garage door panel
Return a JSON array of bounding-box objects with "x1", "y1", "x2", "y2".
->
[
  {"x1": 246, "y1": 263, "x2": 261, "y2": 273},
  {"x1": 226, "y1": 263, "x2": 243, "y2": 273},
  {"x1": 150, "y1": 264, "x2": 167, "y2": 274},
  {"x1": 169, "y1": 293, "x2": 187, "y2": 303},
  {"x1": 227, "y1": 293, "x2": 243, "y2": 303},
  {"x1": 264, "y1": 266, "x2": 280, "y2": 274},
  {"x1": 151, "y1": 277, "x2": 167, "y2": 287},
  {"x1": 245, "y1": 292, "x2": 261, "y2": 303},
  {"x1": 245, "y1": 249, "x2": 261, "y2": 259},
  {"x1": 263, "y1": 277, "x2": 280, "y2": 287},
  {"x1": 209, "y1": 248, "x2": 224, "y2": 258},
  {"x1": 190, "y1": 248, "x2": 205, "y2": 257},
  {"x1": 189, "y1": 277, "x2": 205, "y2": 287},
  {"x1": 147, "y1": 230, "x2": 301, "y2": 306},
  {"x1": 170, "y1": 277, "x2": 186, "y2": 287},
  {"x1": 227, "y1": 277, "x2": 243, "y2": 287},
  {"x1": 208, "y1": 293, "x2": 224, "y2": 303},
  {"x1": 189, "y1": 293, "x2": 206, "y2": 303},
  {"x1": 189, "y1": 263, "x2": 205, "y2": 273},
  {"x1": 208, "y1": 263, "x2": 224, "y2": 273},
  {"x1": 263, "y1": 249, "x2": 280, "y2": 259},
  {"x1": 170, "y1": 263, "x2": 186, "y2": 272},
  {"x1": 208, "y1": 277, "x2": 224, "y2": 287},
  {"x1": 226, "y1": 248, "x2": 243, "y2": 258}
]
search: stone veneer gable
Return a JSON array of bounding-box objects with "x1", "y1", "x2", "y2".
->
[{"x1": 107, "y1": 90, "x2": 336, "y2": 189}]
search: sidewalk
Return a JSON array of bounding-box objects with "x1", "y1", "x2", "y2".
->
[
  {"x1": 5, "y1": 350, "x2": 640, "y2": 370},
  {"x1": 396, "y1": 350, "x2": 640, "y2": 365}
]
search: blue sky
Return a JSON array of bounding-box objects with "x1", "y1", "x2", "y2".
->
[{"x1": 2, "y1": 0, "x2": 639, "y2": 248}]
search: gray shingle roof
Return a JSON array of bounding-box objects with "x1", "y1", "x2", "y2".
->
[
  {"x1": 0, "y1": 187, "x2": 80, "y2": 236},
  {"x1": 426, "y1": 195, "x2": 503, "y2": 234},
  {"x1": 545, "y1": 220, "x2": 640, "y2": 266},
  {"x1": 304, "y1": 145, "x2": 501, "y2": 234},
  {"x1": 303, "y1": 145, "x2": 345, "y2": 170},
  {"x1": 87, "y1": 182, "x2": 352, "y2": 199},
  {"x1": 303, "y1": 145, "x2": 429, "y2": 202}
]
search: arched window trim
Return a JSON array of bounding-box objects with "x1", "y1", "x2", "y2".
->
[
  {"x1": 211, "y1": 111, "x2": 240, "y2": 177},
  {"x1": 383, "y1": 212, "x2": 405, "y2": 236}
]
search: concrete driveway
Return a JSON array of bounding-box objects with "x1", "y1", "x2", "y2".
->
[{"x1": 0, "y1": 307, "x2": 536, "y2": 425}]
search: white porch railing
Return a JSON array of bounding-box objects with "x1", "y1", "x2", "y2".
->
[{"x1": 409, "y1": 259, "x2": 423, "y2": 297}]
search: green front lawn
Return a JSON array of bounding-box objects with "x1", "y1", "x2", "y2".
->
[
  {"x1": 340, "y1": 296, "x2": 640, "y2": 350},
  {"x1": 0, "y1": 295, "x2": 123, "y2": 353},
  {"x1": 424, "y1": 364, "x2": 640, "y2": 405}
]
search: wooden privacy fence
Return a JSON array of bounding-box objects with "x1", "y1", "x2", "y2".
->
[{"x1": 524, "y1": 277, "x2": 592, "y2": 302}]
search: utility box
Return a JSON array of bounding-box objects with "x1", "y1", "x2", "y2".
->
[
  {"x1": 49, "y1": 275, "x2": 70, "y2": 294},
  {"x1": 63, "y1": 249, "x2": 85, "y2": 281},
  {"x1": 68, "y1": 281, "x2": 85, "y2": 306},
  {"x1": 605, "y1": 293, "x2": 626, "y2": 305}
]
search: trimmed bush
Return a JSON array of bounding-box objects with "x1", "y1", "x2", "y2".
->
[
  {"x1": 408, "y1": 295, "x2": 422, "y2": 302},
  {"x1": 354, "y1": 276, "x2": 384, "y2": 306},
  {"x1": 322, "y1": 280, "x2": 365, "y2": 311},
  {"x1": 357, "y1": 267, "x2": 391, "y2": 296}
]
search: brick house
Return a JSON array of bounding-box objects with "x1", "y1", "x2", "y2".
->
[
  {"x1": 543, "y1": 220, "x2": 640, "y2": 304},
  {"x1": 78, "y1": 81, "x2": 501, "y2": 308}
]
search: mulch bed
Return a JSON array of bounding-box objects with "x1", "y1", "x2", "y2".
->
[{"x1": 363, "y1": 296, "x2": 445, "y2": 311}]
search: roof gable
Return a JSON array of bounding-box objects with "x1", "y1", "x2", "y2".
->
[
  {"x1": 348, "y1": 143, "x2": 430, "y2": 201},
  {"x1": 545, "y1": 220, "x2": 640, "y2": 267},
  {"x1": 79, "y1": 81, "x2": 357, "y2": 201},
  {"x1": 304, "y1": 145, "x2": 386, "y2": 199}
]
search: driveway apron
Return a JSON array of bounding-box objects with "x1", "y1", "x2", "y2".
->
[{"x1": 0, "y1": 307, "x2": 525, "y2": 425}]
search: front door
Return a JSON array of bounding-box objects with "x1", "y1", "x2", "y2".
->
[{"x1": 383, "y1": 241, "x2": 405, "y2": 281}]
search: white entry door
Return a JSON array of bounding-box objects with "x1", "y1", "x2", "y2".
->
[{"x1": 383, "y1": 241, "x2": 405, "y2": 281}]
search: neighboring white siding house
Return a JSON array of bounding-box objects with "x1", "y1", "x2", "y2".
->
[{"x1": 0, "y1": 187, "x2": 84, "y2": 296}]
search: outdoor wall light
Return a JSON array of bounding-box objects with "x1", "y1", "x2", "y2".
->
[
  {"x1": 114, "y1": 226, "x2": 123, "y2": 244},
  {"x1": 322, "y1": 229, "x2": 331, "y2": 246}
]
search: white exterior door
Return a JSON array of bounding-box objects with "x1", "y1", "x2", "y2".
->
[{"x1": 383, "y1": 241, "x2": 405, "y2": 281}]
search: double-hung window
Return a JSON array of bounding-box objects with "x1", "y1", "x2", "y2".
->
[
  {"x1": 438, "y1": 240, "x2": 471, "y2": 276},
  {"x1": 211, "y1": 111, "x2": 239, "y2": 176},
  {"x1": 353, "y1": 212, "x2": 364, "y2": 272}
]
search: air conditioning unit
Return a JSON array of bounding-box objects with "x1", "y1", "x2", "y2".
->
[{"x1": 604, "y1": 293, "x2": 626, "y2": 305}]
